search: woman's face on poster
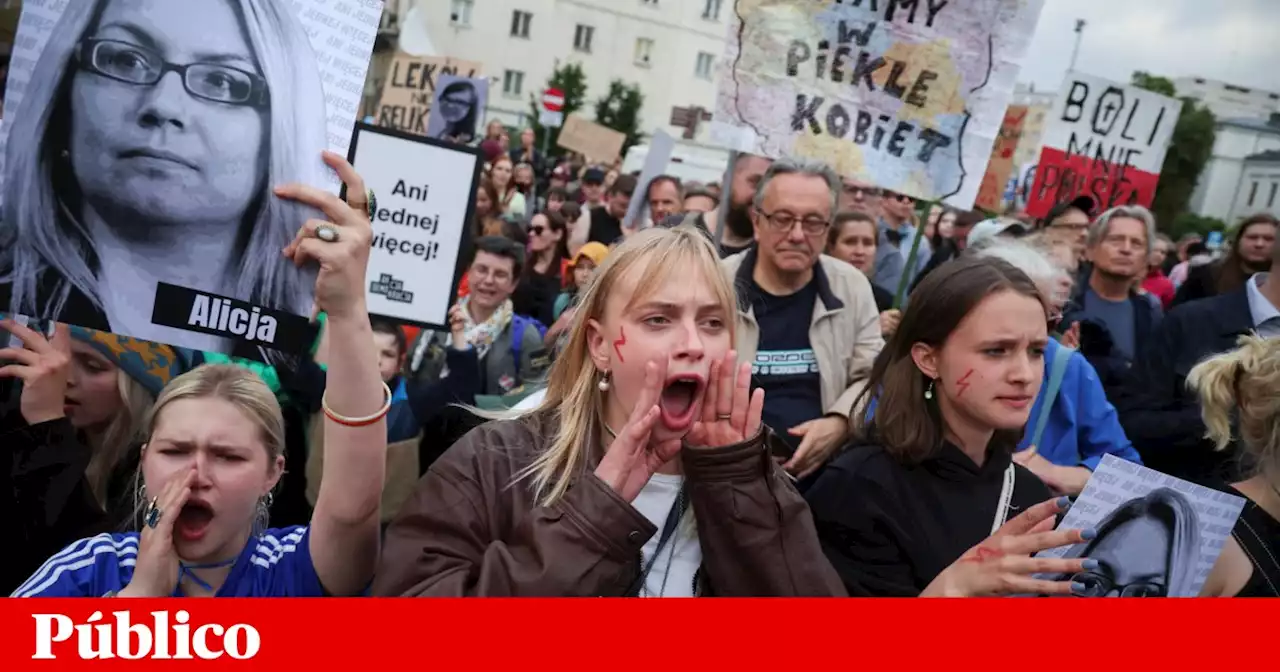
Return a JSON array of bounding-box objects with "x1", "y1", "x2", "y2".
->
[
  {"x1": 439, "y1": 85, "x2": 474, "y2": 123},
  {"x1": 68, "y1": 0, "x2": 268, "y2": 227},
  {"x1": 1074, "y1": 513, "x2": 1171, "y2": 597}
]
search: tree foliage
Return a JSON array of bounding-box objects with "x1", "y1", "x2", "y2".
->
[
  {"x1": 594, "y1": 79, "x2": 646, "y2": 155},
  {"x1": 529, "y1": 62, "x2": 588, "y2": 155},
  {"x1": 1167, "y1": 212, "x2": 1227, "y2": 241},
  {"x1": 1131, "y1": 71, "x2": 1217, "y2": 231}
]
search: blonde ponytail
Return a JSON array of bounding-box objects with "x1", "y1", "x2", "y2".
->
[{"x1": 1186, "y1": 335, "x2": 1280, "y2": 477}]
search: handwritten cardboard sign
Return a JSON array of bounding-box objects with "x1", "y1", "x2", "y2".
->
[
  {"x1": 557, "y1": 114, "x2": 627, "y2": 162},
  {"x1": 377, "y1": 54, "x2": 483, "y2": 136}
]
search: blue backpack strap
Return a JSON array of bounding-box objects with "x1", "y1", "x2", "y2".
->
[{"x1": 510, "y1": 314, "x2": 527, "y2": 377}]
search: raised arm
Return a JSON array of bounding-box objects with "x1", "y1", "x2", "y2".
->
[{"x1": 276, "y1": 152, "x2": 386, "y2": 596}]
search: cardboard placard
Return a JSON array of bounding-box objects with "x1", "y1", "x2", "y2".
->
[
  {"x1": 974, "y1": 105, "x2": 1028, "y2": 212},
  {"x1": 347, "y1": 123, "x2": 481, "y2": 330},
  {"x1": 377, "y1": 53, "x2": 483, "y2": 136},
  {"x1": 557, "y1": 114, "x2": 626, "y2": 162}
]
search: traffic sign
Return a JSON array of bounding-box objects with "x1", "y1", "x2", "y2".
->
[
  {"x1": 539, "y1": 109, "x2": 564, "y2": 128},
  {"x1": 543, "y1": 88, "x2": 564, "y2": 112}
]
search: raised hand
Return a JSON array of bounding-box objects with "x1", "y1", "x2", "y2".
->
[
  {"x1": 593, "y1": 360, "x2": 682, "y2": 502},
  {"x1": 119, "y1": 467, "x2": 197, "y2": 598},
  {"x1": 686, "y1": 350, "x2": 764, "y2": 449},
  {"x1": 921, "y1": 496, "x2": 1096, "y2": 597},
  {"x1": 448, "y1": 304, "x2": 468, "y2": 350},
  {"x1": 0, "y1": 321, "x2": 71, "y2": 425},
  {"x1": 275, "y1": 151, "x2": 374, "y2": 321}
]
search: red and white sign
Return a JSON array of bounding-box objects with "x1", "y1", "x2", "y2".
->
[
  {"x1": 1026, "y1": 72, "x2": 1181, "y2": 219},
  {"x1": 542, "y1": 88, "x2": 565, "y2": 112}
]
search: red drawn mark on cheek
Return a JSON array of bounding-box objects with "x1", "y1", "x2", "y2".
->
[
  {"x1": 955, "y1": 369, "x2": 975, "y2": 397},
  {"x1": 612, "y1": 326, "x2": 627, "y2": 363}
]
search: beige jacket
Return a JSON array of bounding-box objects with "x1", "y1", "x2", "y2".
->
[{"x1": 723, "y1": 249, "x2": 884, "y2": 420}]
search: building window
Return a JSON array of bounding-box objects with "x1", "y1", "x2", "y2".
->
[
  {"x1": 574, "y1": 24, "x2": 594, "y2": 53},
  {"x1": 634, "y1": 38, "x2": 654, "y2": 67},
  {"x1": 450, "y1": 0, "x2": 473, "y2": 26},
  {"x1": 1248, "y1": 181, "x2": 1259, "y2": 206},
  {"x1": 1270, "y1": 182, "x2": 1279, "y2": 208},
  {"x1": 695, "y1": 52, "x2": 714, "y2": 80},
  {"x1": 503, "y1": 70, "x2": 525, "y2": 97},
  {"x1": 703, "y1": 0, "x2": 722, "y2": 19},
  {"x1": 510, "y1": 10, "x2": 532, "y2": 38}
]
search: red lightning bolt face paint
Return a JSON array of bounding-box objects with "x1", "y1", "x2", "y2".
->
[
  {"x1": 612, "y1": 326, "x2": 627, "y2": 363},
  {"x1": 956, "y1": 369, "x2": 975, "y2": 397}
]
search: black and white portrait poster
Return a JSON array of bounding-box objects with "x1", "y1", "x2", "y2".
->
[
  {"x1": 347, "y1": 123, "x2": 481, "y2": 330},
  {"x1": 1037, "y1": 455, "x2": 1245, "y2": 597},
  {"x1": 0, "y1": 0, "x2": 382, "y2": 355},
  {"x1": 425, "y1": 74, "x2": 487, "y2": 145}
]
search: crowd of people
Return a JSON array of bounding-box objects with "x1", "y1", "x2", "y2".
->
[{"x1": 3, "y1": 128, "x2": 1279, "y2": 598}]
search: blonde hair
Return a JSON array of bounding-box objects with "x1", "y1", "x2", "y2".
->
[
  {"x1": 85, "y1": 372, "x2": 154, "y2": 507},
  {"x1": 1186, "y1": 335, "x2": 1280, "y2": 482},
  {"x1": 143, "y1": 364, "x2": 285, "y2": 462},
  {"x1": 1, "y1": 0, "x2": 325, "y2": 320},
  {"x1": 513, "y1": 226, "x2": 737, "y2": 505}
]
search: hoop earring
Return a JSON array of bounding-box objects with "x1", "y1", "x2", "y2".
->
[
  {"x1": 924, "y1": 378, "x2": 935, "y2": 400},
  {"x1": 598, "y1": 369, "x2": 611, "y2": 392}
]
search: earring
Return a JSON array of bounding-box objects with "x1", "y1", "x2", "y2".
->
[
  {"x1": 924, "y1": 378, "x2": 935, "y2": 400},
  {"x1": 598, "y1": 370, "x2": 611, "y2": 392}
]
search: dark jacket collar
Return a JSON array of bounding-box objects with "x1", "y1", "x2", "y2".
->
[
  {"x1": 734, "y1": 246, "x2": 843, "y2": 313},
  {"x1": 1208, "y1": 285, "x2": 1255, "y2": 337}
]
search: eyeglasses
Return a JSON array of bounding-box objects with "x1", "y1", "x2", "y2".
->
[
  {"x1": 1070, "y1": 571, "x2": 1166, "y2": 598},
  {"x1": 754, "y1": 208, "x2": 830, "y2": 235},
  {"x1": 76, "y1": 38, "x2": 270, "y2": 108},
  {"x1": 528, "y1": 225, "x2": 546, "y2": 235},
  {"x1": 885, "y1": 192, "x2": 914, "y2": 203}
]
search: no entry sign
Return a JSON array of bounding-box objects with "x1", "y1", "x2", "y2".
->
[{"x1": 543, "y1": 88, "x2": 564, "y2": 112}]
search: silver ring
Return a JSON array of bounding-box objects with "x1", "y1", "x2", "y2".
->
[
  {"x1": 316, "y1": 224, "x2": 339, "y2": 243},
  {"x1": 144, "y1": 497, "x2": 161, "y2": 529},
  {"x1": 717, "y1": 414, "x2": 732, "y2": 421}
]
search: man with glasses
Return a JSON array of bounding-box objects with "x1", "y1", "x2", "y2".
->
[
  {"x1": 873, "y1": 189, "x2": 930, "y2": 297},
  {"x1": 1040, "y1": 196, "x2": 1096, "y2": 267},
  {"x1": 723, "y1": 158, "x2": 884, "y2": 485}
]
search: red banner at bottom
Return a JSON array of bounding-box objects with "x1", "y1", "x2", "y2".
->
[
  {"x1": 1025, "y1": 146, "x2": 1162, "y2": 219},
  {"x1": 0, "y1": 599, "x2": 1273, "y2": 669}
]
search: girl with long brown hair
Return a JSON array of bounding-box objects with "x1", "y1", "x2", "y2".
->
[{"x1": 807, "y1": 256, "x2": 1096, "y2": 596}]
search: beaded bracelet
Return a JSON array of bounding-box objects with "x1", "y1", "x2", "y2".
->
[{"x1": 321, "y1": 381, "x2": 393, "y2": 427}]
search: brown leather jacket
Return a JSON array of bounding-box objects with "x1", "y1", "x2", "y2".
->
[{"x1": 373, "y1": 412, "x2": 845, "y2": 596}]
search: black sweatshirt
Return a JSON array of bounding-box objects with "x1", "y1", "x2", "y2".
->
[{"x1": 805, "y1": 440, "x2": 1052, "y2": 596}]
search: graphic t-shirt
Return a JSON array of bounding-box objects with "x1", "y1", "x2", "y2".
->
[
  {"x1": 12, "y1": 526, "x2": 324, "y2": 598},
  {"x1": 749, "y1": 278, "x2": 823, "y2": 454}
]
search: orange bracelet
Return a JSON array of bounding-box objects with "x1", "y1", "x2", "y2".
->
[{"x1": 321, "y1": 382, "x2": 393, "y2": 427}]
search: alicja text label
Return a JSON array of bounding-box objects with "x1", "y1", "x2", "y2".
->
[{"x1": 32, "y1": 610, "x2": 260, "y2": 660}]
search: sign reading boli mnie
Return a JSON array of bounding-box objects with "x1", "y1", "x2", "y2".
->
[
  {"x1": 710, "y1": 0, "x2": 1046, "y2": 209},
  {"x1": 377, "y1": 54, "x2": 483, "y2": 136},
  {"x1": 1026, "y1": 72, "x2": 1181, "y2": 218}
]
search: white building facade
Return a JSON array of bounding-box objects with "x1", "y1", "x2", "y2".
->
[
  {"x1": 381, "y1": 0, "x2": 731, "y2": 143},
  {"x1": 1188, "y1": 115, "x2": 1280, "y2": 223},
  {"x1": 1173, "y1": 76, "x2": 1280, "y2": 121}
]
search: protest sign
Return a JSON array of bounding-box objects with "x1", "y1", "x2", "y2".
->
[
  {"x1": 425, "y1": 74, "x2": 489, "y2": 145},
  {"x1": 623, "y1": 130, "x2": 677, "y2": 229},
  {"x1": 0, "y1": 0, "x2": 379, "y2": 356},
  {"x1": 378, "y1": 53, "x2": 482, "y2": 136},
  {"x1": 710, "y1": 0, "x2": 1046, "y2": 209},
  {"x1": 1037, "y1": 455, "x2": 1245, "y2": 597},
  {"x1": 1026, "y1": 72, "x2": 1181, "y2": 218},
  {"x1": 347, "y1": 123, "x2": 481, "y2": 329},
  {"x1": 557, "y1": 114, "x2": 627, "y2": 162},
  {"x1": 974, "y1": 105, "x2": 1027, "y2": 212}
]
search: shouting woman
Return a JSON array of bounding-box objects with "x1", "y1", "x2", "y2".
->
[
  {"x1": 13, "y1": 152, "x2": 390, "y2": 598},
  {"x1": 374, "y1": 225, "x2": 844, "y2": 596}
]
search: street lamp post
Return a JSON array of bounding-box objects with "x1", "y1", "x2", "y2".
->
[{"x1": 1069, "y1": 19, "x2": 1086, "y2": 72}]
